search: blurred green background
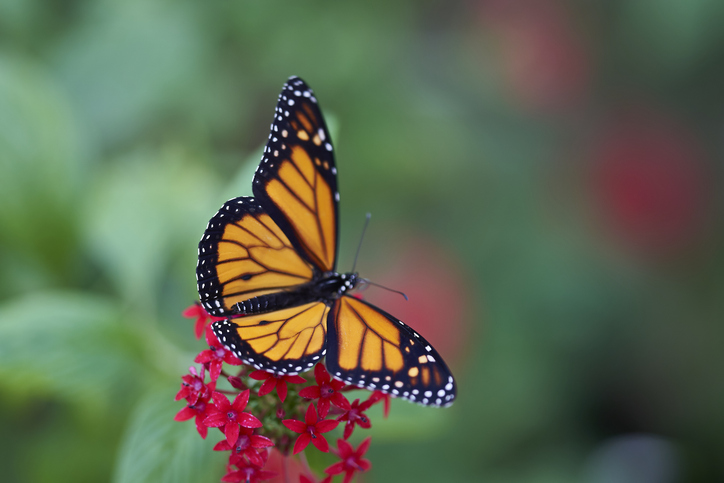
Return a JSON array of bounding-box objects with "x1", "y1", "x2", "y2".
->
[{"x1": 1, "y1": 1, "x2": 724, "y2": 482}]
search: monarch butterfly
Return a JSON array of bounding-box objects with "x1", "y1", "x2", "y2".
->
[{"x1": 196, "y1": 76, "x2": 456, "y2": 407}]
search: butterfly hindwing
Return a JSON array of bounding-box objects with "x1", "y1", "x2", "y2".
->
[
  {"x1": 196, "y1": 196, "x2": 316, "y2": 317},
  {"x1": 252, "y1": 76, "x2": 339, "y2": 273},
  {"x1": 212, "y1": 302, "x2": 330, "y2": 374},
  {"x1": 326, "y1": 296, "x2": 456, "y2": 407}
]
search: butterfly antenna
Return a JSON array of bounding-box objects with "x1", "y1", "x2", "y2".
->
[
  {"x1": 360, "y1": 279, "x2": 409, "y2": 301},
  {"x1": 351, "y1": 213, "x2": 372, "y2": 273}
]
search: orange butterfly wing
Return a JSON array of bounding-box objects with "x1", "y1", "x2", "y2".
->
[
  {"x1": 326, "y1": 296, "x2": 456, "y2": 407},
  {"x1": 252, "y1": 77, "x2": 339, "y2": 273}
]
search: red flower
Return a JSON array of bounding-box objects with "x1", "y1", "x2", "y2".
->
[
  {"x1": 324, "y1": 437, "x2": 372, "y2": 483},
  {"x1": 204, "y1": 390, "x2": 262, "y2": 446},
  {"x1": 174, "y1": 398, "x2": 214, "y2": 439},
  {"x1": 336, "y1": 398, "x2": 373, "y2": 439},
  {"x1": 175, "y1": 365, "x2": 216, "y2": 405},
  {"x1": 282, "y1": 403, "x2": 339, "y2": 454},
  {"x1": 368, "y1": 390, "x2": 391, "y2": 419},
  {"x1": 299, "y1": 364, "x2": 350, "y2": 418},
  {"x1": 214, "y1": 427, "x2": 274, "y2": 467},
  {"x1": 249, "y1": 370, "x2": 306, "y2": 402},
  {"x1": 183, "y1": 302, "x2": 225, "y2": 339},
  {"x1": 222, "y1": 449, "x2": 276, "y2": 482},
  {"x1": 195, "y1": 325, "x2": 242, "y2": 381}
]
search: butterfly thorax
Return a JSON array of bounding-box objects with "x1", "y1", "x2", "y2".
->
[{"x1": 232, "y1": 272, "x2": 359, "y2": 316}]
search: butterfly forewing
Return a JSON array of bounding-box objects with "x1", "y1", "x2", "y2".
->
[
  {"x1": 212, "y1": 302, "x2": 329, "y2": 374},
  {"x1": 252, "y1": 76, "x2": 339, "y2": 273},
  {"x1": 197, "y1": 196, "x2": 316, "y2": 317},
  {"x1": 326, "y1": 296, "x2": 456, "y2": 407}
]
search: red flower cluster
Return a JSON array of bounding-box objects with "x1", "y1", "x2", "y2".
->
[{"x1": 177, "y1": 304, "x2": 385, "y2": 483}]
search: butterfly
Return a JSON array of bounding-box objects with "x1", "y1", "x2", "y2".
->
[{"x1": 196, "y1": 76, "x2": 456, "y2": 407}]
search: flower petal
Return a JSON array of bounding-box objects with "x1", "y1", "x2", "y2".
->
[
  {"x1": 336, "y1": 438, "x2": 354, "y2": 458},
  {"x1": 250, "y1": 435, "x2": 274, "y2": 448},
  {"x1": 203, "y1": 412, "x2": 228, "y2": 428},
  {"x1": 237, "y1": 412, "x2": 262, "y2": 428},
  {"x1": 343, "y1": 422, "x2": 354, "y2": 440},
  {"x1": 194, "y1": 417, "x2": 208, "y2": 439},
  {"x1": 330, "y1": 379, "x2": 346, "y2": 391},
  {"x1": 293, "y1": 433, "x2": 311, "y2": 455},
  {"x1": 284, "y1": 375, "x2": 306, "y2": 384},
  {"x1": 211, "y1": 391, "x2": 230, "y2": 411},
  {"x1": 315, "y1": 419, "x2": 339, "y2": 433},
  {"x1": 342, "y1": 469, "x2": 356, "y2": 483},
  {"x1": 282, "y1": 419, "x2": 308, "y2": 434},
  {"x1": 208, "y1": 360, "x2": 222, "y2": 381},
  {"x1": 314, "y1": 363, "x2": 330, "y2": 384},
  {"x1": 299, "y1": 386, "x2": 321, "y2": 399},
  {"x1": 246, "y1": 448, "x2": 264, "y2": 467},
  {"x1": 258, "y1": 377, "x2": 277, "y2": 397},
  {"x1": 305, "y1": 403, "x2": 319, "y2": 426},
  {"x1": 276, "y1": 379, "x2": 288, "y2": 402},
  {"x1": 174, "y1": 406, "x2": 195, "y2": 421},
  {"x1": 317, "y1": 398, "x2": 331, "y2": 419},
  {"x1": 249, "y1": 370, "x2": 271, "y2": 381},
  {"x1": 311, "y1": 433, "x2": 329, "y2": 452},
  {"x1": 324, "y1": 461, "x2": 346, "y2": 475},
  {"x1": 356, "y1": 437, "x2": 372, "y2": 456},
  {"x1": 225, "y1": 423, "x2": 240, "y2": 447},
  {"x1": 213, "y1": 439, "x2": 232, "y2": 451},
  {"x1": 330, "y1": 392, "x2": 351, "y2": 411},
  {"x1": 231, "y1": 389, "x2": 250, "y2": 412}
]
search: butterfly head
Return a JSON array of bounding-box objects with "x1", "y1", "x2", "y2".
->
[{"x1": 334, "y1": 272, "x2": 361, "y2": 297}]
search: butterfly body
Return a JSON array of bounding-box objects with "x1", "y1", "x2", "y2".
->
[
  {"x1": 197, "y1": 76, "x2": 456, "y2": 407},
  {"x1": 232, "y1": 271, "x2": 360, "y2": 316}
]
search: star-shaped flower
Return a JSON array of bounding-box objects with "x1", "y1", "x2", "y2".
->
[
  {"x1": 282, "y1": 403, "x2": 339, "y2": 454},
  {"x1": 175, "y1": 365, "x2": 216, "y2": 405},
  {"x1": 195, "y1": 325, "x2": 242, "y2": 381},
  {"x1": 204, "y1": 390, "x2": 262, "y2": 446},
  {"x1": 299, "y1": 364, "x2": 350, "y2": 418},
  {"x1": 249, "y1": 370, "x2": 306, "y2": 402},
  {"x1": 324, "y1": 437, "x2": 372, "y2": 483},
  {"x1": 337, "y1": 398, "x2": 373, "y2": 439},
  {"x1": 214, "y1": 427, "x2": 274, "y2": 467},
  {"x1": 174, "y1": 398, "x2": 214, "y2": 439},
  {"x1": 222, "y1": 448, "x2": 276, "y2": 482}
]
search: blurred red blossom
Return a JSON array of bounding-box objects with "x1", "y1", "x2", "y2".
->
[
  {"x1": 364, "y1": 237, "x2": 471, "y2": 367},
  {"x1": 591, "y1": 109, "x2": 712, "y2": 258},
  {"x1": 324, "y1": 437, "x2": 372, "y2": 483},
  {"x1": 477, "y1": 0, "x2": 590, "y2": 112}
]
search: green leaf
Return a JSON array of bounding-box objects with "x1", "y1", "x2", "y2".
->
[
  {"x1": 113, "y1": 389, "x2": 223, "y2": 483},
  {"x1": 51, "y1": 0, "x2": 209, "y2": 149},
  {"x1": 82, "y1": 148, "x2": 221, "y2": 313},
  {"x1": 0, "y1": 291, "x2": 145, "y2": 412},
  {"x1": 0, "y1": 53, "x2": 88, "y2": 283}
]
